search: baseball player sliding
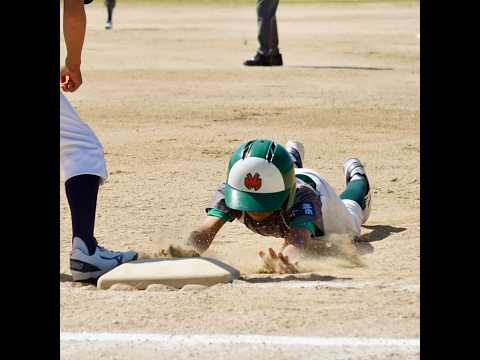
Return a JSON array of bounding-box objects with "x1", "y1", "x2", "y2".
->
[
  {"x1": 61, "y1": 0, "x2": 137, "y2": 282},
  {"x1": 165, "y1": 139, "x2": 372, "y2": 273}
]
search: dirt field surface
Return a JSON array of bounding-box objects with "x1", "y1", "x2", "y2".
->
[{"x1": 60, "y1": 2, "x2": 419, "y2": 359}]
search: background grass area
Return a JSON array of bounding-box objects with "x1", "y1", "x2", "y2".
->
[{"x1": 114, "y1": 0, "x2": 419, "y2": 5}]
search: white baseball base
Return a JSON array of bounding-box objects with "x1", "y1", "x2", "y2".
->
[{"x1": 97, "y1": 257, "x2": 241, "y2": 290}]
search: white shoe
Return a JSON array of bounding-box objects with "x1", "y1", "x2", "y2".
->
[
  {"x1": 70, "y1": 237, "x2": 138, "y2": 282},
  {"x1": 105, "y1": 21, "x2": 112, "y2": 30},
  {"x1": 285, "y1": 140, "x2": 305, "y2": 168},
  {"x1": 343, "y1": 158, "x2": 372, "y2": 223}
]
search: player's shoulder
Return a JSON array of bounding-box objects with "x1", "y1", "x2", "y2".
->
[
  {"x1": 292, "y1": 183, "x2": 318, "y2": 208},
  {"x1": 294, "y1": 176, "x2": 317, "y2": 195}
]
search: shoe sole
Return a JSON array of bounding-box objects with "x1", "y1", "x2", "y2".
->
[
  {"x1": 71, "y1": 269, "x2": 106, "y2": 283},
  {"x1": 70, "y1": 253, "x2": 138, "y2": 282},
  {"x1": 243, "y1": 62, "x2": 283, "y2": 67}
]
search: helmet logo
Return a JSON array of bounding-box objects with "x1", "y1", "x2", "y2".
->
[{"x1": 244, "y1": 173, "x2": 262, "y2": 191}]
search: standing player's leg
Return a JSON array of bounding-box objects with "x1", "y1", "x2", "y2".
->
[
  {"x1": 244, "y1": 0, "x2": 283, "y2": 66},
  {"x1": 105, "y1": 0, "x2": 116, "y2": 29},
  {"x1": 60, "y1": 93, "x2": 137, "y2": 282},
  {"x1": 269, "y1": 14, "x2": 283, "y2": 65}
]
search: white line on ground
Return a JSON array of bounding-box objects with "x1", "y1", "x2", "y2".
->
[
  {"x1": 235, "y1": 280, "x2": 420, "y2": 292},
  {"x1": 61, "y1": 332, "x2": 419, "y2": 348}
]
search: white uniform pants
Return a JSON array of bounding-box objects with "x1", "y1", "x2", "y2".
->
[
  {"x1": 60, "y1": 92, "x2": 108, "y2": 184},
  {"x1": 295, "y1": 168, "x2": 365, "y2": 238}
]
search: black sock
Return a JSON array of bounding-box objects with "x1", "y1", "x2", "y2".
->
[
  {"x1": 65, "y1": 175, "x2": 100, "y2": 255},
  {"x1": 107, "y1": 7, "x2": 113, "y2": 22}
]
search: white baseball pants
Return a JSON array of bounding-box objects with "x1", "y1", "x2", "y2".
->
[
  {"x1": 60, "y1": 92, "x2": 108, "y2": 184},
  {"x1": 295, "y1": 168, "x2": 365, "y2": 238}
]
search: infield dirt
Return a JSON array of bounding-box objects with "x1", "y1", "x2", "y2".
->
[{"x1": 60, "y1": 2, "x2": 419, "y2": 359}]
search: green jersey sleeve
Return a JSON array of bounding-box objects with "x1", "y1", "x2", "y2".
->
[
  {"x1": 207, "y1": 208, "x2": 236, "y2": 222},
  {"x1": 205, "y1": 183, "x2": 241, "y2": 222},
  {"x1": 289, "y1": 218, "x2": 320, "y2": 237}
]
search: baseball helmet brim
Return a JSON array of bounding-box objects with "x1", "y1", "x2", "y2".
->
[{"x1": 224, "y1": 183, "x2": 290, "y2": 212}]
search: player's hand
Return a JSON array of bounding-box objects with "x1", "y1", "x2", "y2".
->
[
  {"x1": 60, "y1": 64, "x2": 83, "y2": 92},
  {"x1": 258, "y1": 248, "x2": 300, "y2": 274},
  {"x1": 160, "y1": 245, "x2": 200, "y2": 258}
]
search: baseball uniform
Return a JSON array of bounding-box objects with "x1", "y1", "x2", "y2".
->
[{"x1": 207, "y1": 168, "x2": 365, "y2": 243}]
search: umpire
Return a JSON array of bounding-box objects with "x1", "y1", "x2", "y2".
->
[{"x1": 244, "y1": 0, "x2": 283, "y2": 66}]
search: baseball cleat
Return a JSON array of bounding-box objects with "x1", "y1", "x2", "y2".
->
[
  {"x1": 70, "y1": 237, "x2": 138, "y2": 282},
  {"x1": 105, "y1": 21, "x2": 112, "y2": 30},
  {"x1": 344, "y1": 158, "x2": 372, "y2": 222},
  {"x1": 270, "y1": 53, "x2": 283, "y2": 66},
  {"x1": 243, "y1": 52, "x2": 283, "y2": 66},
  {"x1": 285, "y1": 140, "x2": 305, "y2": 168}
]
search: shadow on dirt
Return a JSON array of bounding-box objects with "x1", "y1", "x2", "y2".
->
[
  {"x1": 361, "y1": 225, "x2": 407, "y2": 242},
  {"x1": 60, "y1": 273, "x2": 97, "y2": 285},
  {"x1": 354, "y1": 241, "x2": 375, "y2": 255},
  {"x1": 60, "y1": 273, "x2": 73, "y2": 282},
  {"x1": 289, "y1": 65, "x2": 394, "y2": 71},
  {"x1": 243, "y1": 274, "x2": 352, "y2": 284}
]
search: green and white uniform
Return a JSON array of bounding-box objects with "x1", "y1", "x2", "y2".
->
[
  {"x1": 207, "y1": 175, "x2": 324, "y2": 245},
  {"x1": 207, "y1": 168, "x2": 366, "y2": 245},
  {"x1": 206, "y1": 139, "x2": 369, "y2": 245}
]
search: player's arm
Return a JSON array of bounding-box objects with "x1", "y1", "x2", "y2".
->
[
  {"x1": 187, "y1": 182, "x2": 236, "y2": 254},
  {"x1": 61, "y1": 0, "x2": 86, "y2": 92},
  {"x1": 63, "y1": 0, "x2": 86, "y2": 70},
  {"x1": 186, "y1": 216, "x2": 226, "y2": 254},
  {"x1": 163, "y1": 216, "x2": 226, "y2": 258},
  {"x1": 258, "y1": 223, "x2": 314, "y2": 274},
  {"x1": 166, "y1": 184, "x2": 233, "y2": 257},
  {"x1": 285, "y1": 226, "x2": 311, "y2": 249},
  {"x1": 280, "y1": 227, "x2": 311, "y2": 260},
  {"x1": 281, "y1": 192, "x2": 325, "y2": 258},
  {"x1": 258, "y1": 227, "x2": 311, "y2": 274}
]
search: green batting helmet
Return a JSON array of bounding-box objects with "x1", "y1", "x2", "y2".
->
[{"x1": 224, "y1": 139, "x2": 296, "y2": 212}]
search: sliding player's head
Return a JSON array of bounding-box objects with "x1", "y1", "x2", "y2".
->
[{"x1": 224, "y1": 139, "x2": 296, "y2": 215}]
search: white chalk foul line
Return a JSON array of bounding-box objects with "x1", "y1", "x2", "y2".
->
[
  {"x1": 61, "y1": 332, "x2": 419, "y2": 348},
  {"x1": 235, "y1": 280, "x2": 419, "y2": 292}
]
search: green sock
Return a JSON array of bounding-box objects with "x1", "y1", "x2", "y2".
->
[{"x1": 339, "y1": 178, "x2": 368, "y2": 209}]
